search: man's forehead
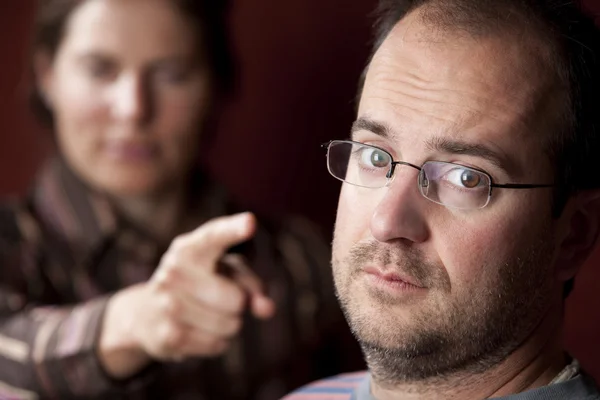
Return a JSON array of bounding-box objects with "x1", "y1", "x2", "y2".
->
[
  {"x1": 362, "y1": 12, "x2": 562, "y2": 142},
  {"x1": 375, "y1": 11, "x2": 549, "y2": 86}
]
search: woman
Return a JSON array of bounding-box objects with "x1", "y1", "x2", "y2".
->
[{"x1": 0, "y1": 0, "x2": 360, "y2": 398}]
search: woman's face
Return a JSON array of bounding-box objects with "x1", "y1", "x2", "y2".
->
[{"x1": 37, "y1": 0, "x2": 211, "y2": 197}]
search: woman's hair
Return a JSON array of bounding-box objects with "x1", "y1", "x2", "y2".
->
[{"x1": 30, "y1": 0, "x2": 235, "y2": 126}]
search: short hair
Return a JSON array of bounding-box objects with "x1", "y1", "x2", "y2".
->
[
  {"x1": 30, "y1": 0, "x2": 235, "y2": 127},
  {"x1": 360, "y1": 0, "x2": 600, "y2": 297},
  {"x1": 360, "y1": 0, "x2": 600, "y2": 213}
]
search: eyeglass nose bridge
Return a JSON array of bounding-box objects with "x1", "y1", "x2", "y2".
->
[{"x1": 386, "y1": 160, "x2": 422, "y2": 181}]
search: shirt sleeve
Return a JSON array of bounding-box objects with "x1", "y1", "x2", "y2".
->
[{"x1": 0, "y1": 209, "x2": 154, "y2": 399}]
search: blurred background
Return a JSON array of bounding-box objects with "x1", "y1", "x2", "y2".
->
[{"x1": 1, "y1": 0, "x2": 599, "y2": 381}]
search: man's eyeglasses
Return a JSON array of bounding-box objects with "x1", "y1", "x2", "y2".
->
[{"x1": 322, "y1": 140, "x2": 554, "y2": 210}]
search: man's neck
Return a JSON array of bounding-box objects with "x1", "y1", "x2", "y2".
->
[{"x1": 371, "y1": 310, "x2": 567, "y2": 400}]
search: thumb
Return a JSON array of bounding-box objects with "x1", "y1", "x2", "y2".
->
[{"x1": 220, "y1": 254, "x2": 276, "y2": 320}]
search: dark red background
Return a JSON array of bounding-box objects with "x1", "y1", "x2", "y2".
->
[{"x1": 1, "y1": 0, "x2": 599, "y2": 380}]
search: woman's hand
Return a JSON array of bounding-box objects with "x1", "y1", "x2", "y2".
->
[{"x1": 98, "y1": 213, "x2": 276, "y2": 379}]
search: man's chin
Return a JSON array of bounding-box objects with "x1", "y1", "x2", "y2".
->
[
  {"x1": 345, "y1": 306, "x2": 418, "y2": 348},
  {"x1": 348, "y1": 288, "x2": 421, "y2": 320}
]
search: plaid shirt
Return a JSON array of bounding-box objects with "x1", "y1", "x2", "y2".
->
[{"x1": 0, "y1": 159, "x2": 361, "y2": 400}]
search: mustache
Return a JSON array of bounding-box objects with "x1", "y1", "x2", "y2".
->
[{"x1": 346, "y1": 240, "x2": 451, "y2": 291}]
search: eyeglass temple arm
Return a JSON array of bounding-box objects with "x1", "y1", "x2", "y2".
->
[{"x1": 491, "y1": 183, "x2": 554, "y2": 189}]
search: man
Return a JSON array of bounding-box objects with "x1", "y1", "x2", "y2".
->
[{"x1": 284, "y1": 0, "x2": 600, "y2": 398}]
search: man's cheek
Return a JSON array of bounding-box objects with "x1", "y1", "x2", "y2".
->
[
  {"x1": 436, "y1": 226, "x2": 507, "y2": 287},
  {"x1": 336, "y1": 190, "x2": 376, "y2": 239}
]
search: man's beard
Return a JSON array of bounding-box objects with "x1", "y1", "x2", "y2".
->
[{"x1": 332, "y1": 231, "x2": 555, "y2": 387}]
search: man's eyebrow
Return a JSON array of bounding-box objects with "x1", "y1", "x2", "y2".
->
[
  {"x1": 351, "y1": 118, "x2": 519, "y2": 175},
  {"x1": 351, "y1": 117, "x2": 395, "y2": 139},
  {"x1": 426, "y1": 136, "x2": 518, "y2": 175}
]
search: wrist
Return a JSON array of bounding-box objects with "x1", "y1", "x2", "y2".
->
[{"x1": 97, "y1": 285, "x2": 151, "y2": 379}]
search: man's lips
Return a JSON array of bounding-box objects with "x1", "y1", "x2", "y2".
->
[{"x1": 362, "y1": 266, "x2": 425, "y2": 289}]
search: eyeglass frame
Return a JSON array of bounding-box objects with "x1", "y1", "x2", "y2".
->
[{"x1": 321, "y1": 140, "x2": 555, "y2": 208}]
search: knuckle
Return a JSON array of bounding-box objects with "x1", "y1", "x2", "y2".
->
[
  {"x1": 212, "y1": 281, "x2": 245, "y2": 311},
  {"x1": 228, "y1": 288, "x2": 246, "y2": 310},
  {"x1": 159, "y1": 322, "x2": 186, "y2": 350},
  {"x1": 200, "y1": 336, "x2": 228, "y2": 356},
  {"x1": 209, "y1": 339, "x2": 229, "y2": 356},
  {"x1": 152, "y1": 277, "x2": 169, "y2": 292},
  {"x1": 163, "y1": 266, "x2": 180, "y2": 284},
  {"x1": 148, "y1": 276, "x2": 167, "y2": 294},
  {"x1": 159, "y1": 293, "x2": 181, "y2": 316},
  {"x1": 170, "y1": 235, "x2": 190, "y2": 253},
  {"x1": 153, "y1": 266, "x2": 179, "y2": 288},
  {"x1": 224, "y1": 318, "x2": 242, "y2": 337},
  {"x1": 159, "y1": 252, "x2": 178, "y2": 269}
]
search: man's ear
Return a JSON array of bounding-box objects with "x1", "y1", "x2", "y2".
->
[
  {"x1": 555, "y1": 190, "x2": 600, "y2": 282},
  {"x1": 33, "y1": 50, "x2": 55, "y2": 107}
]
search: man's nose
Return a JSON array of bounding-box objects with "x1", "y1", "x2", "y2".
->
[{"x1": 370, "y1": 167, "x2": 430, "y2": 244}]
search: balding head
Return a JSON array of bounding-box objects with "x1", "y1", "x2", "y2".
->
[{"x1": 359, "y1": 0, "x2": 600, "y2": 216}]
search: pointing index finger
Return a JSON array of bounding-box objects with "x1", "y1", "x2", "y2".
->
[{"x1": 183, "y1": 212, "x2": 256, "y2": 270}]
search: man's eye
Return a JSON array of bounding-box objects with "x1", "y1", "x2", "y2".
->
[
  {"x1": 360, "y1": 148, "x2": 391, "y2": 169},
  {"x1": 445, "y1": 168, "x2": 485, "y2": 189}
]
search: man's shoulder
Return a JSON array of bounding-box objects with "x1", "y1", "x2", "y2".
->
[{"x1": 282, "y1": 371, "x2": 368, "y2": 400}]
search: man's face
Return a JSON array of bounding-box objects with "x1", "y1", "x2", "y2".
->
[{"x1": 332, "y1": 13, "x2": 563, "y2": 384}]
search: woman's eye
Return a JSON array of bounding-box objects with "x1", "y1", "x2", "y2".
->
[
  {"x1": 154, "y1": 65, "x2": 191, "y2": 84},
  {"x1": 360, "y1": 148, "x2": 391, "y2": 169},
  {"x1": 445, "y1": 168, "x2": 485, "y2": 189},
  {"x1": 85, "y1": 60, "x2": 117, "y2": 80}
]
